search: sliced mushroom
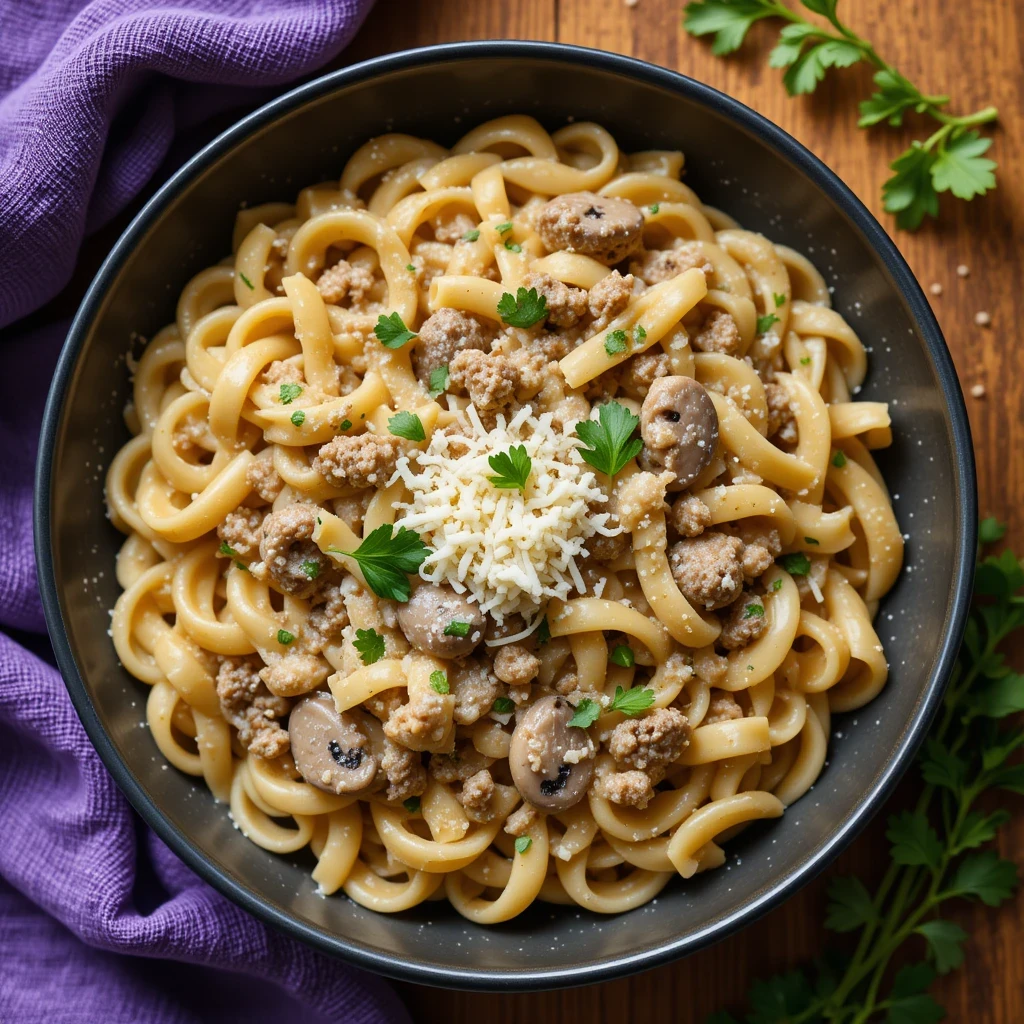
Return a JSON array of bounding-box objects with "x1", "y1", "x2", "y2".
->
[
  {"x1": 508, "y1": 695, "x2": 595, "y2": 811},
  {"x1": 396, "y1": 583, "x2": 485, "y2": 659},
  {"x1": 639, "y1": 375, "x2": 719, "y2": 489},
  {"x1": 288, "y1": 692, "x2": 378, "y2": 794},
  {"x1": 536, "y1": 191, "x2": 644, "y2": 265}
]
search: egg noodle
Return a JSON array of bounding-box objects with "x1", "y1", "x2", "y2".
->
[{"x1": 107, "y1": 115, "x2": 903, "y2": 921}]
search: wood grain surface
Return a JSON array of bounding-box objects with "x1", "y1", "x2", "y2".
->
[{"x1": 342, "y1": 1, "x2": 1024, "y2": 1020}]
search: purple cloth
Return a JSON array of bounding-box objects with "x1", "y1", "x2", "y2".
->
[{"x1": 0, "y1": 3, "x2": 415, "y2": 1022}]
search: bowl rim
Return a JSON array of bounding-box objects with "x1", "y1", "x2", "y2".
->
[{"x1": 34, "y1": 39, "x2": 978, "y2": 991}]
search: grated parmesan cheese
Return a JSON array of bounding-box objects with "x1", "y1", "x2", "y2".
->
[{"x1": 393, "y1": 404, "x2": 619, "y2": 622}]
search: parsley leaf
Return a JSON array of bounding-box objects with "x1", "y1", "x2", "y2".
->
[
  {"x1": 338, "y1": 418, "x2": 353, "y2": 431},
  {"x1": 610, "y1": 644, "x2": 634, "y2": 668},
  {"x1": 238, "y1": 271, "x2": 255, "y2": 290},
  {"x1": 883, "y1": 144, "x2": 940, "y2": 231},
  {"x1": 492, "y1": 696, "x2": 515, "y2": 715},
  {"x1": 487, "y1": 445, "x2": 532, "y2": 491},
  {"x1": 443, "y1": 620, "x2": 472, "y2": 638},
  {"x1": 948, "y1": 850, "x2": 1018, "y2": 906},
  {"x1": 779, "y1": 552, "x2": 811, "y2": 576},
  {"x1": 276, "y1": 629, "x2": 294, "y2": 646},
  {"x1": 916, "y1": 921, "x2": 967, "y2": 975},
  {"x1": 771, "y1": 578, "x2": 783, "y2": 592},
  {"x1": 604, "y1": 329, "x2": 629, "y2": 356},
  {"x1": 496, "y1": 221, "x2": 513, "y2": 235},
  {"x1": 978, "y1": 517, "x2": 1007, "y2": 544},
  {"x1": 568, "y1": 698, "x2": 601, "y2": 729},
  {"x1": 756, "y1": 313, "x2": 780, "y2": 334},
  {"x1": 831, "y1": 450, "x2": 848, "y2": 468},
  {"x1": 609, "y1": 685, "x2": 655, "y2": 717},
  {"x1": 886, "y1": 810, "x2": 943, "y2": 870},
  {"x1": 300, "y1": 559, "x2": 320, "y2": 579},
  {"x1": 648, "y1": 203, "x2": 660, "y2": 214},
  {"x1": 290, "y1": 410, "x2": 305, "y2": 427},
  {"x1": 931, "y1": 130, "x2": 997, "y2": 201},
  {"x1": 353, "y1": 627, "x2": 386, "y2": 665},
  {"x1": 330, "y1": 523, "x2": 430, "y2": 602},
  {"x1": 462, "y1": 228, "x2": 480, "y2": 242},
  {"x1": 824, "y1": 876, "x2": 877, "y2": 933},
  {"x1": 535, "y1": 616, "x2": 551, "y2": 644},
  {"x1": 514, "y1": 835, "x2": 532, "y2": 854},
  {"x1": 504, "y1": 240, "x2": 522, "y2": 253},
  {"x1": 218, "y1": 541, "x2": 238, "y2": 558},
  {"x1": 773, "y1": 292, "x2": 786, "y2": 307},
  {"x1": 497, "y1": 287, "x2": 547, "y2": 328},
  {"x1": 403, "y1": 796, "x2": 420, "y2": 814},
  {"x1": 743, "y1": 603, "x2": 765, "y2": 619},
  {"x1": 279, "y1": 382, "x2": 302, "y2": 404},
  {"x1": 388, "y1": 411, "x2": 425, "y2": 442},
  {"x1": 429, "y1": 669, "x2": 450, "y2": 694},
  {"x1": 683, "y1": 0, "x2": 776, "y2": 55},
  {"x1": 427, "y1": 364, "x2": 450, "y2": 399},
  {"x1": 576, "y1": 402, "x2": 643, "y2": 478},
  {"x1": 374, "y1": 311, "x2": 418, "y2": 349},
  {"x1": 858, "y1": 68, "x2": 924, "y2": 128},
  {"x1": 782, "y1": 39, "x2": 863, "y2": 96}
]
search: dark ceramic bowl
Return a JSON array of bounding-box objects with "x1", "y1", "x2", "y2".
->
[{"x1": 35, "y1": 41, "x2": 976, "y2": 990}]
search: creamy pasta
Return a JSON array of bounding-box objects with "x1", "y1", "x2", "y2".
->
[{"x1": 107, "y1": 115, "x2": 903, "y2": 920}]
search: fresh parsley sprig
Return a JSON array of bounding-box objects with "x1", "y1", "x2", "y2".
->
[
  {"x1": 683, "y1": 0, "x2": 999, "y2": 229},
  {"x1": 388, "y1": 411, "x2": 425, "y2": 442},
  {"x1": 487, "y1": 445, "x2": 532, "y2": 491},
  {"x1": 329, "y1": 523, "x2": 430, "y2": 602},
  {"x1": 569, "y1": 685, "x2": 656, "y2": 729},
  {"x1": 576, "y1": 402, "x2": 643, "y2": 478},
  {"x1": 353, "y1": 627, "x2": 386, "y2": 665},
  {"x1": 374, "y1": 312, "x2": 418, "y2": 349},
  {"x1": 710, "y1": 519, "x2": 1023, "y2": 1024},
  {"x1": 497, "y1": 287, "x2": 548, "y2": 328}
]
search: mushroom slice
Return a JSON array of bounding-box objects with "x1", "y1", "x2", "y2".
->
[
  {"x1": 288, "y1": 691, "x2": 378, "y2": 794},
  {"x1": 536, "y1": 191, "x2": 645, "y2": 266},
  {"x1": 508, "y1": 695, "x2": 595, "y2": 812},
  {"x1": 639, "y1": 375, "x2": 719, "y2": 489},
  {"x1": 396, "y1": 583, "x2": 485, "y2": 659}
]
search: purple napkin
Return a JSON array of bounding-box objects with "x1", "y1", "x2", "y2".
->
[{"x1": 0, "y1": 3, "x2": 416, "y2": 1022}]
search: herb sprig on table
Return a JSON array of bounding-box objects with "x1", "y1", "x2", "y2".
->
[
  {"x1": 710, "y1": 519, "x2": 1023, "y2": 1023},
  {"x1": 683, "y1": 0, "x2": 999, "y2": 229}
]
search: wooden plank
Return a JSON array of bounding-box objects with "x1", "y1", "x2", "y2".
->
[{"x1": 347, "y1": 0, "x2": 1024, "y2": 1018}]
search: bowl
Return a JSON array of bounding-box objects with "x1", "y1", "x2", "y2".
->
[{"x1": 34, "y1": 41, "x2": 977, "y2": 990}]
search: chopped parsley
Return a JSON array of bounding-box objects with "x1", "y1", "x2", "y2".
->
[
  {"x1": 744, "y1": 603, "x2": 765, "y2": 619},
  {"x1": 604, "y1": 329, "x2": 629, "y2": 356},
  {"x1": 353, "y1": 627, "x2": 386, "y2": 665},
  {"x1": 406, "y1": 263, "x2": 416, "y2": 273},
  {"x1": 569, "y1": 686, "x2": 655, "y2": 729},
  {"x1": 329, "y1": 523, "x2": 430, "y2": 602},
  {"x1": 576, "y1": 401, "x2": 643, "y2": 478},
  {"x1": 780, "y1": 552, "x2": 812, "y2": 576},
  {"x1": 535, "y1": 616, "x2": 551, "y2": 645},
  {"x1": 800, "y1": 356, "x2": 812, "y2": 365},
  {"x1": 492, "y1": 696, "x2": 516, "y2": 715},
  {"x1": 277, "y1": 629, "x2": 295, "y2": 645},
  {"x1": 300, "y1": 559, "x2": 320, "y2": 579},
  {"x1": 832, "y1": 449, "x2": 848, "y2": 468},
  {"x1": 429, "y1": 669, "x2": 450, "y2": 694},
  {"x1": 805, "y1": 536, "x2": 821, "y2": 545},
  {"x1": 462, "y1": 228, "x2": 480, "y2": 242},
  {"x1": 514, "y1": 836, "x2": 532, "y2": 854},
  {"x1": 339, "y1": 418, "x2": 352, "y2": 431},
  {"x1": 403, "y1": 797, "x2": 420, "y2": 814},
  {"x1": 497, "y1": 286, "x2": 547, "y2": 328},
  {"x1": 290, "y1": 410, "x2": 305, "y2": 427},
  {"x1": 388, "y1": 411, "x2": 425, "y2": 442},
  {"x1": 504, "y1": 240, "x2": 522, "y2": 253},
  {"x1": 279, "y1": 382, "x2": 302, "y2": 405},
  {"x1": 444, "y1": 620, "x2": 472, "y2": 638},
  {"x1": 610, "y1": 644, "x2": 635, "y2": 668},
  {"x1": 771, "y1": 578, "x2": 784, "y2": 592},
  {"x1": 649, "y1": 203, "x2": 660, "y2": 214},
  {"x1": 774, "y1": 292, "x2": 786, "y2": 308},
  {"x1": 374, "y1": 311, "x2": 418, "y2": 349},
  {"x1": 218, "y1": 541, "x2": 238, "y2": 558},
  {"x1": 633, "y1": 324, "x2": 647, "y2": 346},
  {"x1": 756, "y1": 313, "x2": 781, "y2": 334},
  {"x1": 487, "y1": 444, "x2": 532, "y2": 491},
  {"x1": 427, "y1": 364, "x2": 450, "y2": 399},
  {"x1": 496, "y1": 221, "x2": 513, "y2": 235},
  {"x1": 238, "y1": 271, "x2": 255, "y2": 290}
]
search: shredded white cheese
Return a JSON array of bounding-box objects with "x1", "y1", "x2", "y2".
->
[{"x1": 394, "y1": 404, "x2": 618, "y2": 622}]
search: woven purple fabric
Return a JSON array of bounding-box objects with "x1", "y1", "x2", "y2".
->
[{"x1": 0, "y1": 3, "x2": 415, "y2": 1022}]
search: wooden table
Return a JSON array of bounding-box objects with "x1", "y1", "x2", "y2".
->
[{"x1": 343, "y1": 1, "x2": 1024, "y2": 1020}]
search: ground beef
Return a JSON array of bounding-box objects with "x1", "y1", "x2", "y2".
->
[
  {"x1": 256, "y1": 503, "x2": 330, "y2": 598},
  {"x1": 595, "y1": 769, "x2": 656, "y2": 810},
  {"x1": 384, "y1": 691, "x2": 450, "y2": 751},
  {"x1": 411, "y1": 307, "x2": 491, "y2": 386},
  {"x1": 172, "y1": 415, "x2": 209, "y2": 457},
  {"x1": 718, "y1": 592, "x2": 769, "y2": 650},
  {"x1": 307, "y1": 582, "x2": 350, "y2": 643},
  {"x1": 259, "y1": 652, "x2": 330, "y2": 697},
  {"x1": 217, "y1": 507, "x2": 264, "y2": 560},
  {"x1": 448, "y1": 349, "x2": 520, "y2": 411},
  {"x1": 629, "y1": 243, "x2": 713, "y2": 286},
  {"x1": 432, "y1": 209, "x2": 476, "y2": 244},
  {"x1": 331, "y1": 489, "x2": 373, "y2": 534},
  {"x1": 669, "y1": 531, "x2": 745, "y2": 610},
  {"x1": 261, "y1": 360, "x2": 304, "y2": 386},
  {"x1": 504, "y1": 802, "x2": 539, "y2": 837},
  {"x1": 493, "y1": 643, "x2": 541, "y2": 686},
  {"x1": 704, "y1": 693, "x2": 744, "y2": 725},
  {"x1": 450, "y1": 659, "x2": 502, "y2": 726},
  {"x1": 587, "y1": 271, "x2": 635, "y2": 330},
  {"x1": 765, "y1": 381, "x2": 798, "y2": 444},
  {"x1": 586, "y1": 530, "x2": 630, "y2": 563},
  {"x1": 549, "y1": 393, "x2": 590, "y2": 432},
  {"x1": 608, "y1": 707, "x2": 691, "y2": 771},
  {"x1": 216, "y1": 656, "x2": 290, "y2": 758},
  {"x1": 313, "y1": 434, "x2": 400, "y2": 489},
  {"x1": 616, "y1": 470, "x2": 673, "y2": 532},
  {"x1": 428, "y1": 743, "x2": 494, "y2": 784},
  {"x1": 515, "y1": 349, "x2": 557, "y2": 399},
  {"x1": 670, "y1": 494, "x2": 712, "y2": 538},
  {"x1": 316, "y1": 259, "x2": 375, "y2": 306},
  {"x1": 364, "y1": 687, "x2": 405, "y2": 723},
  {"x1": 381, "y1": 739, "x2": 427, "y2": 802},
  {"x1": 246, "y1": 453, "x2": 285, "y2": 504},
  {"x1": 458, "y1": 769, "x2": 497, "y2": 823},
  {"x1": 620, "y1": 351, "x2": 670, "y2": 398},
  {"x1": 522, "y1": 271, "x2": 588, "y2": 328},
  {"x1": 692, "y1": 310, "x2": 741, "y2": 356},
  {"x1": 694, "y1": 647, "x2": 729, "y2": 685}
]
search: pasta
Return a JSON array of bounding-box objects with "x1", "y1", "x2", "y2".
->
[{"x1": 107, "y1": 115, "x2": 903, "y2": 921}]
